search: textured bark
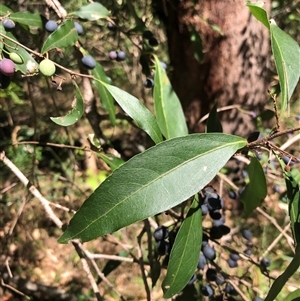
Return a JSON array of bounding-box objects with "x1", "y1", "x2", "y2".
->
[{"x1": 153, "y1": 0, "x2": 271, "y2": 135}]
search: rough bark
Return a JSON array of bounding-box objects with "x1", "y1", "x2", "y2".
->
[{"x1": 153, "y1": 0, "x2": 271, "y2": 136}]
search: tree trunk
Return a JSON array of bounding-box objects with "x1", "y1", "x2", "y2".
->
[{"x1": 153, "y1": 0, "x2": 271, "y2": 136}]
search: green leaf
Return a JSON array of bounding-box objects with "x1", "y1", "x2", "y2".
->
[
  {"x1": 270, "y1": 21, "x2": 300, "y2": 115},
  {"x1": 206, "y1": 102, "x2": 223, "y2": 133},
  {"x1": 286, "y1": 169, "x2": 300, "y2": 246},
  {"x1": 101, "y1": 82, "x2": 163, "y2": 144},
  {"x1": 247, "y1": 2, "x2": 270, "y2": 29},
  {"x1": 162, "y1": 197, "x2": 202, "y2": 298},
  {"x1": 153, "y1": 54, "x2": 188, "y2": 139},
  {"x1": 97, "y1": 153, "x2": 124, "y2": 171},
  {"x1": 10, "y1": 12, "x2": 42, "y2": 28},
  {"x1": 92, "y1": 64, "x2": 116, "y2": 126},
  {"x1": 71, "y1": 3, "x2": 110, "y2": 21},
  {"x1": 58, "y1": 133, "x2": 246, "y2": 243},
  {"x1": 286, "y1": 289, "x2": 300, "y2": 301},
  {"x1": 265, "y1": 244, "x2": 300, "y2": 301},
  {"x1": 189, "y1": 25, "x2": 204, "y2": 62},
  {"x1": 50, "y1": 81, "x2": 84, "y2": 126},
  {"x1": 3, "y1": 32, "x2": 39, "y2": 74},
  {"x1": 240, "y1": 156, "x2": 267, "y2": 217},
  {"x1": 41, "y1": 20, "x2": 78, "y2": 54},
  {"x1": 0, "y1": 4, "x2": 13, "y2": 15}
]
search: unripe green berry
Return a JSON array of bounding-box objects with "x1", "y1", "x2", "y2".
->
[
  {"x1": 9, "y1": 52, "x2": 23, "y2": 64},
  {"x1": 39, "y1": 59, "x2": 56, "y2": 77}
]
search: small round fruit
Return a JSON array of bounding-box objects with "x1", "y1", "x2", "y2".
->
[
  {"x1": 201, "y1": 285, "x2": 214, "y2": 297},
  {"x1": 109, "y1": 51, "x2": 117, "y2": 60},
  {"x1": 206, "y1": 268, "x2": 217, "y2": 281},
  {"x1": 0, "y1": 59, "x2": 15, "y2": 76},
  {"x1": 148, "y1": 37, "x2": 159, "y2": 47},
  {"x1": 187, "y1": 274, "x2": 197, "y2": 285},
  {"x1": 153, "y1": 226, "x2": 169, "y2": 242},
  {"x1": 107, "y1": 22, "x2": 116, "y2": 31},
  {"x1": 39, "y1": 59, "x2": 56, "y2": 77},
  {"x1": 227, "y1": 258, "x2": 238, "y2": 268},
  {"x1": 216, "y1": 273, "x2": 225, "y2": 285},
  {"x1": 244, "y1": 248, "x2": 252, "y2": 256},
  {"x1": 197, "y1": 253, "x2": 207, "y2": 270},
  {"x1": 45, "y1": 20, "x2": 58, "y2": 32},
  {"x1": 260, "y1": 257, "x2": 271, "y2": 268},
  {"x1": 203, "y1": 245, "x2": 216, "y2": 261},
  {"x1": 9, "y1": 52, "x2": 23, "y2": 64},
  {"x1": 116, "y1": 51, "x2": 126, "y2": 61},
  {"x1": 157, "y1": 240, "x2": 169, "y2": 255},
  {"x1": 74, "y1": 22, "x2": 84, "y2": 35},
  {"x1": 225, "y1": 283, "x2": 237, "y2": 295},
  {"x1": 144, "y1": 78, "x2": 154, "y2": 88},
  {"x1": 241, "y1": 228, "x2": 252, "y2": 241},
  {"x1": 0, "y1": 72, "x2": 11, "y2": 89},
  {"x1": 2, "y1": 18, "x2": 15, "y2": 30},
  {"x1": 230, "y1": 252, "x2": 240, "y2": 261},
  {"x1": 142, "y1": 30, "x2": 154, "y2": 40},
  {"x1": 210, "y1": 226, "x2": 224, "y2": 239},
  {"x1": 81, "y1": 55, "x2": 96, "y2": 69}
]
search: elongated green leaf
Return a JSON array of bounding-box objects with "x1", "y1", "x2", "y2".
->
[
  {"x1": 3, "y1": 32, "x2": 39, "y2": 74},
  {"x1": 102, "y1": 82, "x2": 163, "y2": 144},
  {"x1": 270, "y1": 21, "x2": 300, "y2": 115},
  {"x1": 71, "y1": 3, "x2": 110, "y2": 21},
  {"x1": 41, "y1": 20, "x2": 78, "y2": 54},
  {"x1": 58, "y1": 133, "x2": 247, "y2": 243},
  {"x1": 189, "y1": 25, "x2": 204, "y2": 62},
  {"x1": 265, "y1": 244, "x2": 300, "y2": 301},
  {"x1": 92, "y1": 64, "x2": 116, "y2": 126},
  {"x1": 153, "y1": 55, "x2": 188, "y2": 139},
  {"x1": 97, "y1": 153, "x2": 124, "y2": 171},
  {"x1": 10, "y1": 12, "x2": 42, "y2": 28},
  {"x1": 286, "y1": 170, "x2": 300, "y2": 246},
  {"x1": 50, "y1": 81, "x2": 84, "y2": 126},
  {"x1": 206, "y1": 102, "x2": 223, "y2": 133},
  {"x1": 240, "y1": 157, "x2": 267, "y2": 217},
  {"x1": 163, "y1": 197, "x2": 202, "y2": 298},
  {"x1": 286, "y1": 289, "x2": 300, "y2": 301},
  {"x1": 247, "y1": 2, "x2": 270, "y2": 29}
]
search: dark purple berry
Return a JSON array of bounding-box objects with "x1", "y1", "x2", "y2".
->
[
  {"x1": 207, "y1": 195, "x2": 223, "y2": 210},
  {"x1": 225, "y1": 283, "x2": 237, "y2": 295},
  {"x1": 81, "y1": 55, "x2": 96, "y2": 69},
  {"x1": 148, "y1": 37, "x2": 159, "y2": 47},
  {"x1": 0, "y1": 72, "x2": 11, "y2": 89},
  {"x1": 2, "y1": 18, "x2": 15, "y2": 30},
  {"x1": 260, "y1": 257, "x2": 271, "y2": 268},
  {"x1": 107, "y1": 22, "x2": 116, "y2": 31},
  {"x1": 203, "y1": 245, "x2": 216, "y2": 261},
  {"x1": 206, "y1": 268, "x2": 217, "y2": 281},
  {"x1": 244, "y1": 248, "x2": 252, "y2": 256},
  {"x1": 227, "y1": 258, "x2": 238, "y2": 268},
  {"x1": 220, "y1": 225, "x2": 230, "y2": 235},
  {"x1": 201, "y1": 204, "x2": 208, "y2": 215},
  {"x1": 210, "y1": 226, "x2": 224, "y2": 239},
  {"x1": 201, "y1": 285, "x2": 214, "y2": 297},
  {"x1": 0, "y1": 59, "x2": 15, "y2": 76},
  {"x1": 228, "y1": 190, "x2": 237, "y2": 199},
  {"x1": 213, "y1": 216, "x2": 225, "y2": 227},
  {"x1": 187, "y1": 274, "x2": 197, "y2": 285},
  {"x1": 142, "y1": 30, "x2": 154, "y2": 39},
  {"x1": 197, "y1": 253, "x2": 207, "y2": 270},
  {"x1": 209, "y1": 210, "x2": 222, "y2": 220},
  {"x1": 216, "y1": 273, "x2": 225, "y2": 285},
  {"x1": 230, "y1": 252, "x2": 240, "y2": 261},
  {"x1": 109, "y1": 51, "x2": 117, "y2": 60},
  {"x1": 153, "y1": 226, "x2": 169, "y2": 242},
  {"x1": 45, "y1": 20, "x2": 58, "y2": 32},
  {"x1": 116, "y1": 51, "x2": 126, "y2": 61},
  {"x1": 241, "y1": 228, "x2": 252, "y2": 241},
  {"x1": 160, "y1": 61, "x2": 167, "y2": 69},
  {"x1": 74, "y1": 22, "x2": 84, "y2": 35},
  {"x1": 295, "y1": 115, "x2": 300, "y2": 121},
  {"x1": 144, "y1": 78, "x2": 154, "y2": 88},
  {"x1": 157, "y1": 240, "x2": 169, "y2": 255}
]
